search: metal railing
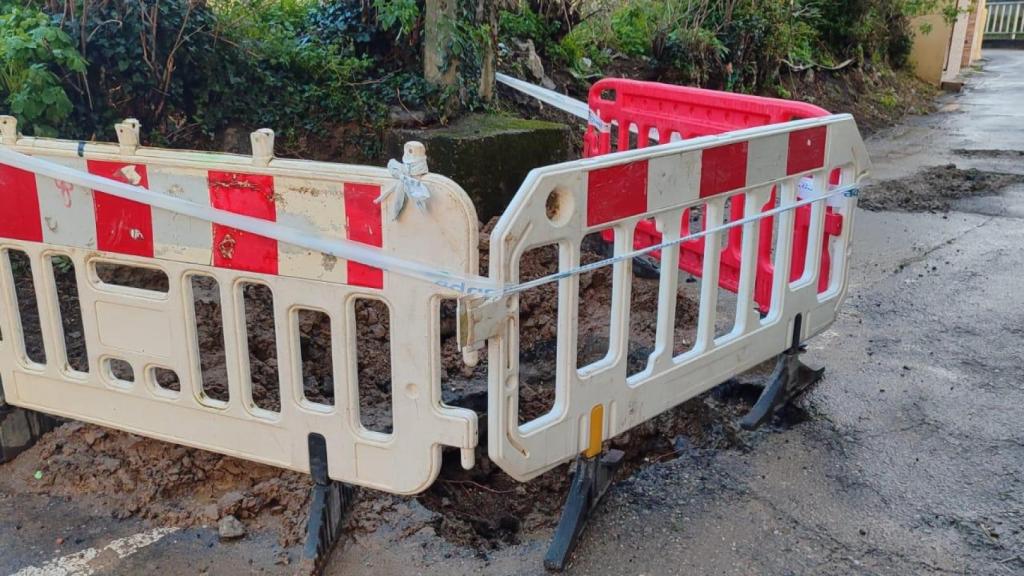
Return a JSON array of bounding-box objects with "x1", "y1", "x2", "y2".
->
[{"x1": 986, "y1": 1, "x2": 1024, "y2": 39}]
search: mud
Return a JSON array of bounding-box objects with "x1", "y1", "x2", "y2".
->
[{"x1": 859, "y1": 164, "x2": 1024, "y2": 213}]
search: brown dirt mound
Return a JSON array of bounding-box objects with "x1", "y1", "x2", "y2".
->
[
  {"x1": 0, "y1": 421, "x2": 313, "y2": 547},
  {"x1": 860, "y1": 165, "x2": 1024, "y2": 213}
]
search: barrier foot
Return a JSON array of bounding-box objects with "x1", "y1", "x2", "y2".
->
[
  {"x1": 0, "y1": 382, "x2": 60, "y2": 464},
  {"x1": 740, "y1": 314, "x2": 823, "y2": 431},
  {"x1": 297, "y1": 434, "x2": 357, "y2": 576},
  {"x1": 544, "y1": 449, "x2": 624, "y2": 572}
]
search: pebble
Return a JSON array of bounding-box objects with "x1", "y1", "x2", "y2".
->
[{"x1": 218, "y1": 515, "x2": 246, "y2": 540}]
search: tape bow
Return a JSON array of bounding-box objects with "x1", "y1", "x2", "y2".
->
[{"x1": 376, "y1": 158, "x2": 431, "y2": 221}]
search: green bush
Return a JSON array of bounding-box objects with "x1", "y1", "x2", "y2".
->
[
  {"x1": 16, "y1": 0, "x2": 446, "y2": 158},
  {"x1": 609, "y1": 3, "x2": 655, "y2": 58},
  {"x1": 49, "y1": 0, "x2": 226, "y2": 141},
  {"x1": 0, "y1": 5, "x2": 86, "y2": 136},
  {"x1": 503, "y1": 0, "x2": 928, "y2": 93},
  {"x1": 499, "y1": 5, "x2": 559, "y2": 49}
]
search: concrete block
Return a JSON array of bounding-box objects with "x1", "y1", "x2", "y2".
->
[{"x1": 385, "y1": 114, "x2": 571, "y2": 222}]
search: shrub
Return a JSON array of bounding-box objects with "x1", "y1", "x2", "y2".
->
[{"x1": 0, "y1": 5, "x2": 86, "y2": 136}]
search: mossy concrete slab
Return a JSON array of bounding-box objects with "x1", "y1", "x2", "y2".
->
[{"x1": 385, "y1": 114, "x2": 570, "y2": 222}]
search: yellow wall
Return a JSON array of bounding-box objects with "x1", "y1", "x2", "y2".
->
[
  {"x1": 909, "y1": 15, "x2": 954, "y2": 85},
  {"x1": 971, "y1": 3, "x2": 986, "y2": 62}
]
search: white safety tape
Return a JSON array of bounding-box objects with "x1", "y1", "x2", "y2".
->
[
  {"x1": 0, "y1": 148, "x2": 854, "y2": 299},
  {"x1": 509, "y1": 185, "x2": 858, "y2": 295},
  {"x1": 496, "y1": 73, "x2": 609, "y2": 131}
]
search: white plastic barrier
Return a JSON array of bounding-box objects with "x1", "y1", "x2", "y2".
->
[
  {"x1": 0, "y1": 118, "x2": 479, "y2": 494},
  {"x1": 0, "y1": 110, "x2": 870, "y2": 494},
  {"x1": 479, "y1": 114, "x2": 869, "y2": 481}
]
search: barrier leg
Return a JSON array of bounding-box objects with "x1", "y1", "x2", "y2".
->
[
  {"x1": 739, "y1": 314, "x2": 824, "y2": 430},
  {"x1": 544, "y1": 449, "x2": 624, "y2": 572},
  {"x1": 298, "y1": 434, "x2": 357, "y2": 576},
  {"x1": 0, "y1": 379, "x2": 59, "y2": 464}
]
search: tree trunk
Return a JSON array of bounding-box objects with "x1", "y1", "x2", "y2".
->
[{"x1": 424, "y1": 0, "x2": 459, "y2": 89}]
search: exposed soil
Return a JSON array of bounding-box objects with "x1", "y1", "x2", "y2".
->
[
  {"x1": 0, "y1": 421, "x2": 314, "y2": 548},
  {"x1": 860, "y1": 164, "x2": 1024, "y2": 213},
  {"x1": 2, "y1": 216, "x2": 768, "y2": 554}
]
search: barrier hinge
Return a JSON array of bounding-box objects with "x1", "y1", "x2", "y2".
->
[{"x1": 458, "y1": 296, "x2": 513, "y2": 349}]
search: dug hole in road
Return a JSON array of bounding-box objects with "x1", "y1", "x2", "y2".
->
[{"x1": 2, "y1": 50, "x2": 1024, "y2": 576}]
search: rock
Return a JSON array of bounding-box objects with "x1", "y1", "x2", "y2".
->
[
  {"x1": 217, "y1": 491, "x2": 245, "y2": 515},
  {"x1": 214, "y1": 124, "x2": 251, "y2": 155},
  {"x1": 515, "y1": 40, "x2": 546, "y2": 82},
  {"x1": 218, "y1": 515, "x2": 246, "y2": 540},
  {"x1": 389, "y1": 105, "x2": 432, "y2": 128}
]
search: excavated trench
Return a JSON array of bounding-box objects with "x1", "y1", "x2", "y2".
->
[
  {"x1": 12, "y1": 157, "x2": 1005, "y2": 553},
  {"x1": 1, "y1": 216, "x2": 785, "y2": 552}
]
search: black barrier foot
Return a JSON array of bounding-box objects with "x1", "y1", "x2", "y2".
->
[
  {"x1": 740, "y1": 314, "x2": 824, "y2": 431},
  {"x1": 298, "y1": 434, "x2": 357, "y2": 576},
  {"x1": 544, "y1": 449, "x2": 624, "y2": 572},
  {"x1": 0, "y1": 380, "x2": 60, "y2": 464}
]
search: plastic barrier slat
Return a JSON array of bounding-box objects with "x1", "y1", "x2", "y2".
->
[{"x1": 587, "y1": 79, "x2": 840, "y2": 313}]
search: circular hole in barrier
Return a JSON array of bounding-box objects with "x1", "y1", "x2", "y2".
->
[{"x1": 545, "y1": 186, "x2": 574, "y2": 227}]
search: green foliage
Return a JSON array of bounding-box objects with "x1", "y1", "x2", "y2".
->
[
  {"x1": 878, "y1": 91, "x2": 900, "y2": 109},
  {"x1": 374, "y1": 0, "x2": 420, "y2": 38},
  {"x1": 499, "y1": 5, "x2": 559, "y2": 49},
  {"x1": 51, "y1": 0, "x2": 226, "y2": 141},
  {"x1": 0, "y1": 0, "x2": 940, "y2": 159},
  {"x1": 607, "y1": 4, "x2": 651, "y2": 57},
  {"x1": 0, "y1": 5, "x2": 86, "y2": 136},
  {"x1": 15, "y1": 0, "x2": 450, "y2": 158},
  {"x1": 499, "y1": 0, "x2": 933, "y2": 93}
]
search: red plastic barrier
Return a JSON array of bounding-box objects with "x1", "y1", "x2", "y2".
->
[{"x1": 586, "y1": 79, "x2": 843, "y2": 313}]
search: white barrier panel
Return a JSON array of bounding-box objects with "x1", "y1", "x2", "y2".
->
[
  {"x1": 483, "y1": 115, "x2": 870, "y2": 481},
  {"x1": 0, "y1": 119, "x2": 479, "y2": 494}
]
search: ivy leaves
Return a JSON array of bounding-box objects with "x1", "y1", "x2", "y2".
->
[{"x1": 0, "y1": 6, "x2": 86, "y2": 136}]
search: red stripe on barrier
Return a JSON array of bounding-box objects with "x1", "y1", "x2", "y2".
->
[
  {"x1": 0, "y1": 163, "x2": 43, "y2": 242},
  {"x1": 344, "y1": 182, "x2": 383, "y2": 289},
  {"x1": 699, "y1": 142, "x2": 748, "y2": 198},
  {"x1": 209, "y1": 171, "x2": 278, "y2": 275},
  {"x1": 786, "y1": 126, "x2": 827, "y2": 175},
  {"x1": 586, "y1": 161, "x2": 649, "y2": 227},
  {"x1": 88, "y1": 160, "x2": 153, "y2": 257}
]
